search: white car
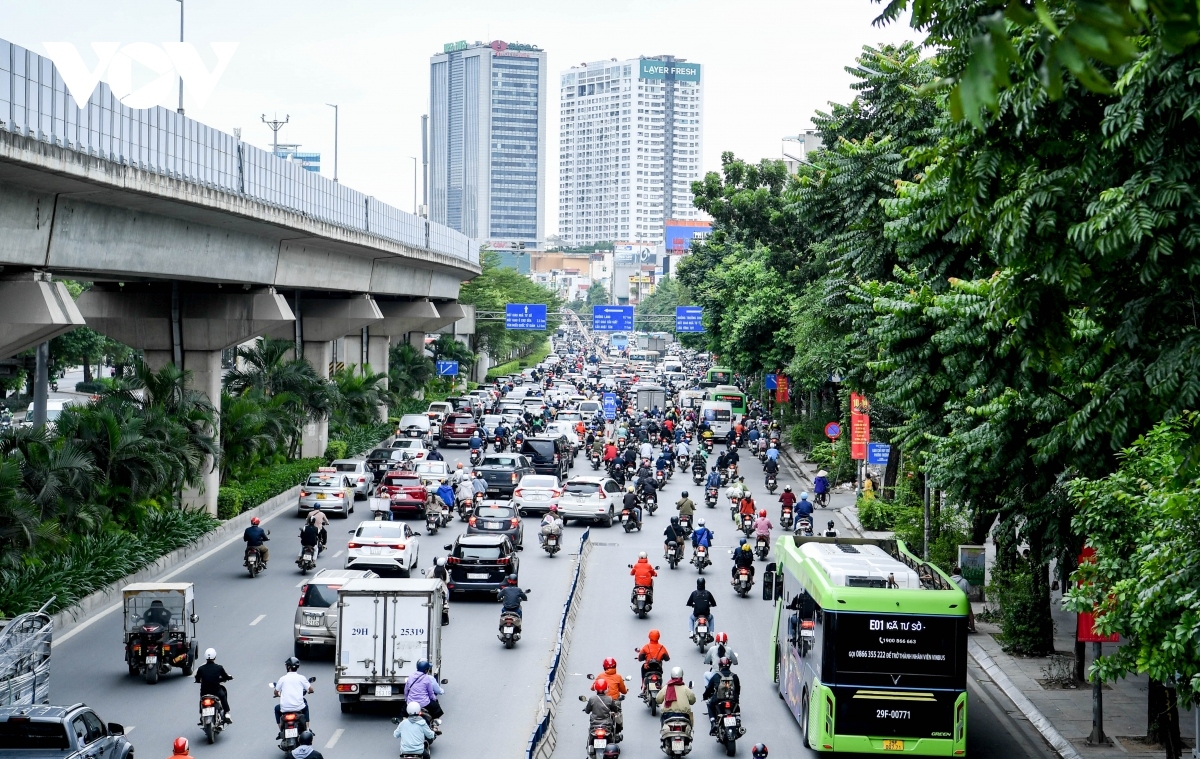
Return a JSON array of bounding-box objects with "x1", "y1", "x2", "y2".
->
[
  {"x1": 414, "y1": 460, "x2": 452, "y2": 490},
  {"x1": 345, "y1": 521, "x2": 421, "y2": 576},
  {"x1": 558, "y1": 476, "x2": 621, "y2": 527},
  {"x1": 512, "y1": 474, "x2": 564, "y2": 516},
  {"x1": 389, "y1": 438, "x2": 428, "y2": 461}
]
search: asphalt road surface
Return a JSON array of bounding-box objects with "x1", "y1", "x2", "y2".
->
[{"x1": 49, "y1": 436, "x2": 1054, "y2": 759}]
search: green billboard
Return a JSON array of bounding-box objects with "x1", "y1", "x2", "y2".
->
[{"x1": 639, "y1": 59, "x2": 701, "y2": 83}]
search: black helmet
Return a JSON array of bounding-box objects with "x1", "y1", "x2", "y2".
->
[
  {"x1": 299, "y1": 731, "x2": 315, "y2": 746},
  {"x1": 670, "y1": 516, "x2": 680, "y2": 526},
  {"x1": 507, "y1": 574, "x2": 518, "y2": 584},
  {"x1": 285, "y1": 656, "x2": 301, "y2": 672},
  {"x1": 681, "y1": 490, "x2": 689, "y2": 498},
  {"x1": 696, "y1": 578, "x2": 706, "y2": 590},
  {"x1": 752, "y1": 744, "x2": 768, "y2": 758}
]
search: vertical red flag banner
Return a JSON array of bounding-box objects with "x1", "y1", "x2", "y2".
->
[
  {"x1": 775, "y1": 375, "x2": 789, "y2": 404},
  {"x1": 850, "y1": 392, "x2": 870, "y2": 460},
  {"x1": 1076, "y1": 546, "x2": 1119, "y2": 643}
]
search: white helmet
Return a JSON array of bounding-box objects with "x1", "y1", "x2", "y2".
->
[
  {"x1": 638, "y1": 551, "x2": 647, "y2": 559},
  {"x1": 204, "y1": 648, "x2": 217, "y2": 660},
  {"x1": 670, "y1": 666, "x2": 683, "y2": 678},
  {"x1": 697, "y1": 518, "x2": 705, "y2": 526},
  {"x1": 407, "y1": 701, "x2": 422, "y2": 716}
]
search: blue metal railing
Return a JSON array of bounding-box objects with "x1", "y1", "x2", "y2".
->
[
  {"x1": 525, "y1": 527, "x2": 590, "y2": 759},
  {"x1": 0, "y1": 38, "x2": 479, "y2": 265}
]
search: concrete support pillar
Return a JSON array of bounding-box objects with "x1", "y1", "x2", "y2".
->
[
  {"x1": 367, "y1": 334, "x2": 390, "y2": 422},
  {"x1": 301, "y1": 341, "x2": 332, "y2": 459},
  {"x1": 0, "y1": 278, "x2": 86, "y2": 359},
  {"x1": 144, "y1": 349, "x2": 221, "y2": 515}
]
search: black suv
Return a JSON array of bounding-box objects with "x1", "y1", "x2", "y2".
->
[
  {"x1": 365, "y1": 447, "x2": 408, "y2": 480},
  {"x1": 478, "y1": 454, "x2": 536, "y2": 498},
  {"x1": 520, "y1": 436, "x2": 572, "y2": 480},
  {"x1": 442, "y1": 534, "x2": 519, "y2": 595},
  {"x1": 0, "y1": 704, "x2": 133, "y2": 758}
]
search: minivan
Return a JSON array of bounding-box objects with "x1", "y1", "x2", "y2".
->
[{"x1": 519, "y1": 436, "x2": 572, "y2": 480}]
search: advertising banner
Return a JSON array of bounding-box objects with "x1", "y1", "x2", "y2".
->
[
  {"x1": 639, "y1": 59, "x2": 702, "y2": 82},
  {"x1": 1076, "y1": 547, "x2": 1119, "y2": 643},
  {"x1": 850, "y1": 392, "x2": 871, "y2": 460},
  {"x1": 614, "y1": 244, "x2": 658, "y2": 266},
  {"x1": 775, "y1": 375, "x2": 789, "y2": 404}
]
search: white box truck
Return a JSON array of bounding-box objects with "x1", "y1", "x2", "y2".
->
[{"x1": 334, "y1": 578, "x2": 446, "y2": 712}]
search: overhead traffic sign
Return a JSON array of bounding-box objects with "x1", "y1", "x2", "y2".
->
[
  {"x1": 592, "y1": 305, "x2": 634, "y2": 332},
  {"x1": 674, "y1": 306, "x2": 704, "y2": 333},
  {"x1": 505, "y1": 303, "x2": 548, "y2": 330},
  {"x1": 602, "y1": 392, "x2": 618, "y2": 420},
  {"x1": 436, "y1": 360, "x2": 459, "y2": 377},
  {"x1": 866, "y1": 442, "x2": 891, "y2": 466}
]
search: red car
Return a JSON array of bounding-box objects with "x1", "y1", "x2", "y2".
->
[
  {"x1": 440, "y1": 413, "x2": 479, "y2": 447},
  {"x1": 375, "y1": 471, "x2": 428, "y2": 515}
]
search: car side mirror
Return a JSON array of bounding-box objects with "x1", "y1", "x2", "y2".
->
[
  {"x1": 578, "y1": 695, "x2": 587, "y2": 702},
  {"x1": 391, "y1": 717, "x2": 401, "y2": 725},
  {"x1": 414, "y1": 531, "x2": 424, "y2": 536},
  {"x1": 107, "y1": 723, "x2": 124, "y2": 736},
  {"x1": 525, "y1": 589, "x2": 532, "y2": 594},
  {"x1": 308, "y1": 677, "x2": 316, "y2": 683},
  {"x1": 441, "y1": 678, "x2": 449, "y2": 685},
  {"x1": 190, "y1": 614, "x2": 199, "y2": 624},
  {"x1": 444, "y1": 544, "x2": 453, "y2": 551}
]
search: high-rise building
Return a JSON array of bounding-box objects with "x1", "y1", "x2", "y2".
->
[
  {"x1": 273, "y1": 144, "x2": 321, "y2": 172},
  {"x1": 429, "y1": 39, "x2": 547, "y2": 251},
  {"x1": 558, "y1": 55, "x2": 704, "y2": 247}
]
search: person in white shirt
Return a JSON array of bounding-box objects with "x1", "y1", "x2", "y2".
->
[
  {"x1": 676, "y1": 440, "x2": 690, "y2": 459},
  {"x1": 273, "y1": 657, "x2": 314, "y2": 732},
  {"x1": 639, "y1": 440, "x2": 654, "y2": 461}
]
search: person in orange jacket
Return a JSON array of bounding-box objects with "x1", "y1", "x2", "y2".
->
[
  {"x1": 600, "y1": 657, "x2": 628, "y2": 734},
  {"x1": 738, "y1": 495, "x2": 756, "y2": 518},
  {"x1": 637, "y1": 629, "x2": 671, "y2": 681},
  {"x1": 631, "y1": 552, "x2": 658, "y2": 605}
]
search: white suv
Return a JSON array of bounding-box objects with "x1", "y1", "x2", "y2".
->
[{"x1": 557, "y1": 476, "x2": 621, "y2": 527}]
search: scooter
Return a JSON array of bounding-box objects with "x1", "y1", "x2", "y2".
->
[
  {"x1": 654, "y1": 469, "x2": 667, "y2": 490},
  {"x1": 542, "y1": 531, "x2": 562, "y2": 556},
  {"x1": 628, "y1": 574, "x2": 657, "y2": 618},
  {"x1": 754, "y1": 534, "x2": 770, "y2": 561},
  {"x1": 692, "y1": 545, "x2": 711, "y2": 573},
  {"x1": 704, "y1": 487, "x2": 719, "y2": 509},
  {"x1": 733, "y1": 566, "x2": 754, "y2": 598},
  {"x1": 692, "y1": 614, "x2": 713, "y2": 653},
  {"x1": 620, "y1": 508, "x2": 642, "y2": 533},
  {"x1": 780, "y1": 506, "x2": 794, "y2": 532},
  {"x1": 639, "y1": 660, "x2": 664, "y2": 716},
  {"x1": 660, "y1": 712, "x2": 694, "y2": 758},
  {"x1": 295, "y1": 543, "x2": 317, "y2": 574},
  {"x1": 711, "y1": 698, "x2": 746, "y2": 755},
  {"x1": 797, "y1": 514, "x2": 814, "y2": 537},
  {"x1": 678, "y1": 513, "x2": 693, "y2": 537},
  {"x1": 639, "y1": 490, "x2": 658, "y2": 516},
  {"x1": 198, "y1": 691, "x2": 229, "y2": 744},
  {"x1": 425, "y1": 509, "x2": 442, "y2": 535},
  {"x1": 270, "y1": 677, "x2": 315, "y2": 752},
  {"x1": 470, "y1": 447, "x2": 483, "y2": 466},
  {"x1": 692, "y1": 468, "x2": 705, "y2": 485},
  {"x1": 739, "y1": 513, "x2": 755, "y2": 537},
  {"x1": 664, "y1": 541, "x2": 681, "y2": 570},
  {"x1": 765, "y1": 473, "x2": 778, "y2": 494},
  {"x1": 244, "y1": 541, "x2": 267, "y2": 578}
]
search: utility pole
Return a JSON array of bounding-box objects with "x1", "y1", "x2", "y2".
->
[
  {"x1": 261, "y1": 114, "x2": 290, "y2": 157},
  {"x1": 175, "y1": 0, "x2": 185, "y2": 114},
  {"x1": 421, "y1": 114, "x2": 429, "y2": 216},
  {"x1": 325, "y1": 103, "x2": 338, "y2": 182}
]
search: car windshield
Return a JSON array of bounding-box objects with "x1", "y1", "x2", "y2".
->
[
  {"x1": 0, "y1": 721, "x2": 70, "y2": 749},
  {"x1": 557, "y1": 412, "x2": 582, "y2": 421},
  {"x1": 301, "y1": 583, "x2": 341, "y2": 608},
  {"x1": 482, "y1": 416, "x2": 502, "y2": 428},
  {"x1": 565, "y1": 481, "x2": 600, "y2": 495},
  {"x1": 483, "y1": 456, "x2": 518, "y2": 467},
  {"x1": 521, "y1": 476, "x2": 559, "y2": 489},
  {"x1": 475, "y1": 506, "x2": 515, "y2": 519},
  {"x1": 391, "y1": 440, "x2": 421, "y2": 449},
  {"x1": 368, "y1": 449, "x2": 396, "y2": 460},
  {"x1": 306, "y1": 475, "x2": 343, "y2": 487},
  {"x1": 333, "y1": 463, "x2": 359, "y2": 473},
  {"x1": 416, "y1": 463, "x2": 447, "y2": 474},
  {"x1": 456, "y1": 544, "x2": 503, "y2": 560},
  {"x1": 381, "y1": 475, "x2": 419, "y2": 487},
  {"x1": 355, "y1": 524, "x2": 404, "y2": 538}
]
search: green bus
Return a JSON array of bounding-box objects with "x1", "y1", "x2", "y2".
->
[
  {"x1": 763, "y1": 537, "x2": 969, "y2": 756},
  {"x1": 705, "y1": 366, "x2": 733, "y2": 385},
  {"x1": 706, "y1": 385, "x2": 747, "y2": 416}
]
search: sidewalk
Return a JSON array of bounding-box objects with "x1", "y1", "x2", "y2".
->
[{"x1": 781, "y1": 441, "x2": 1197, "y2": 758}]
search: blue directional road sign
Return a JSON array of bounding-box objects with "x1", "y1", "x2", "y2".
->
[
  {"x1": 506, "y1": 303, "x2": 548, "y2": 330},
  {"x1": 764, "y1": 374, "x2": 777, "y2": 390},
  {"x1": 436, "y1": 360, "x2": 459, "y2": 377},
  {"x1": 592, "y1": 305, "x2": 634, "y2": 332},
  {"x1": 867, "y1": 442, "x2": 892, "y2": 466},
  {"x1": 602, "y1": 392, "x2": 618, "y2": 420},
  {"x1": 675, "y1": 306, "x2": 705, "y2": 333}
]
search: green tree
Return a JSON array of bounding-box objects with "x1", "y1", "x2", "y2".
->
[
  {"x1": 458, "y1": 252, "x2": 563, "y2": 360},
  {"x1": 330, "y1": 365, "x2": 389, "y2": 430},
  {"x1": 389, "y1": 343, "x2": 434, "y2": 398}
]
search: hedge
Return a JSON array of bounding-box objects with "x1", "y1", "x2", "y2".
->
[
  {"x1": 74, "y1": 380, "x2": 113, "y2": 394},
  {"x1": 0, "y1": 508, "x2": 219, "y2": 617},
  {"x1": 218, "y1": 458, "x2": 324, "y2": 519},
  {"x1": 486, "y1": 339, "x2": 551, "y2": 381}
]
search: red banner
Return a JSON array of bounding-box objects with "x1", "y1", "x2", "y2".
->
[
  {"x1": 1076, "y1": 547, "x2": 1119, "y2": 643},
  {"x1": 850, "y1": 392, "x2": 870, "y2": 460},
  {"x1": 775, "y1": 375, "x2": 789, "y2": 404}
]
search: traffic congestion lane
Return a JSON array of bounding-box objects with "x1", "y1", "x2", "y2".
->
[{"x1": 48, "y1": 443, "x2": 575, "y2": 759}]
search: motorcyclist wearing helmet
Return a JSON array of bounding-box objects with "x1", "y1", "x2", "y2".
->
[
  {"x1": 289, "y1": 730, "x2": 324, "y2": 759},
  {"x1": 705, "y1": 466, "x2": 722, "y2": 489},
  {"x1": 636, "y1": 629, "x2": 671, "y2": 679},
  {"x1": 169, "y1": 737, "x2": 195, "y2": 759},
  {"x1": 403, "y1": 660, "x2": 445, "y2": 720},
  {"x1": 621, "y1": 485, "x2": 643, "y2": 528},
  {"x1": 496, "y1": 575, "x2": 528, "y2": 630},
  {"x1": 751, "y1": 744, "x2": 769, "y2": 758},
  {"x1": 796, "y1": 491, "x2": 815, "y2": 527},
  {"x1": 778, "y1": 485, "x2": 797, "y2": 515},
  {"x1": 539, "y1": 505, "x2": 564, "y2": 544},
  {"x1": 753, "y1": 509, "x2": 773, "y2": 538},
  {"x1": 655, "y1": 666, "x2": 697, "y2": 725},
  {"x1": 686, "y1": 578, "x2": 717, "y2": 633},
  {"x1": 194, "y1": 647, "x2": 233, "y2": 723},
  {"x1": 763, "y1": 454, "x2": 779, "y2": 484},
  {"x1": 691, "y1": 518, "x2": 714, "y2": 550},
  {"x1": 731, "y1": 544, "x2": 756, "y2": 582},
  {"x1": 306, "y1": 506, "x2": 329, "y2": 550},
  {"x1": 703, "y1": 632, "x2": 740, "y2": 670},
  {"x1": 630, "y1": 552, "x2": 657, "y2": 603},
  {"x1": 599, "y1": 658, "x2": 628, "y2": 734},
  {"x1": 675, "y1": 491, "x2": 695, "y2": 518},
  {"x1": 636, "y1": 471, "x2": 658, "y2": 504},
  {"x1": 664, "y1": 517, "x2": 687, "y2": 557},
  {"x1": 583, "y1": 678, "x2": 620, "y2": 734},
  {"x1": 393, "y1": 701, "x2": 436, "y2": 757},
  {"x1": 273, "y1": 657, "x2": 313, "y2": 731},
  {"x1": 243, "y1": 516, "x2": 269, "y2": 567},
  {"x1": 426, "y1": 445, "x2": 444, "y2": 462},
  {"x1": 702, "y1": 657, "x2": 742, "y2": 735}
]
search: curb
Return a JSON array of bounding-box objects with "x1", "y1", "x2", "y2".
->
[
  {"x1": 968, "y1": 639, "x2": 1083, "y2": 759},
  {"x1": 778, "y1": 443, "x2": 813, "y2": 488},
  {"x1": 51, "y1": 484, "x2": 302, "y2": 638},
  {"x1": 841, "y1": 505, "x2": 865, "y2": 534}
]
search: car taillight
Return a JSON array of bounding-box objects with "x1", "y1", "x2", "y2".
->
[
  {"x1": 497, "y1": 556, "x2": 510, "y2": 565},
  {"x1": 390, "y1": 543, "x2": 405, "y2": 550},
  {"x1": 598, "y1": 490, "x2": 606, "y2": 499},
  {"x1": 552, "y1": 489, "x2": 561, "y2": 497},
  {"x1": 358, "y1": 477, "x2": 365, "y2": 483},
  {"x1": 298, "y1": 586, "x2": 308, "y2": 605},
  {"x1": 446, "y1": 556, "x2": 460, "y2": 564},
  {"x1": 553, "y1": 453, "x2": 560, "y2": 463},
  {"x1": 336, "y1": 684, "x2": 359, "y2": 693},
  {"x1": 510, "y1": 518, "x2": 519, "y2": 527},
  {"x1": 300, "y1": 490, "x2": 309, "y2": 497},
  {"x1": 348, "y1": 542, "x2": 361, "y2": 549},
  {"x1": 468, "y1": 517, "x2": 477, "y2": 526},
  {"x1": 511, "y1": 472, "x2": 519, "y2": 483},
  {"x1": 513, "y1": 488, "x2": 524, "y2": 498}
]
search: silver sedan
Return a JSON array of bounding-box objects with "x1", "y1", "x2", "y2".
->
[{"x1": 511, "y1": 474, "x2": 563, "y2": 517}]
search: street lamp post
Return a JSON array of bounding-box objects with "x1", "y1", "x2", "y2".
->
[
  {"x1": 175, "y1": 0, "x2": 185, "y2": 114},
  {"x1": 410, "y1": 157, "x2": 418, "y2": 215},
  {"x1": 326, "y1": 103, "x2": 338, "y2": 182}
]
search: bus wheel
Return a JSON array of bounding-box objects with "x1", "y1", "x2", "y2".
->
[{"x1": 801, "y1": 689, "x2": 811, "y2": 749}]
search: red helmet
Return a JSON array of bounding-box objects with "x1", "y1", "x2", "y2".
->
[
  {"x1": 648, "y1": 629, "x2": 661, "y2": 642},
  {"x1": 758, "y1": 509, "x2": 767, "y2": 518},
  {"x1": 173, "y1": 737, "x2": 190, "y2": 755},
  {"x1": 594, "y1": 677, "x2": 608, "y2": 693},
  {"x1": 714, "y1": 632, "x2": 728, "y2": 644},
  {"x1": 602, "y1": 657, "x2": 616, "y2": 670},
  {"x1": 250, "y1": 517, "x2": 261, "y2": 526}
]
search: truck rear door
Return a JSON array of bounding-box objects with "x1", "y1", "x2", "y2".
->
[
  {"x1": 380, "y1": 593, "x2": 433, "y2": 689},
  {"x1": 338, "y1": 593, "x2": 384, "y2": 681}
]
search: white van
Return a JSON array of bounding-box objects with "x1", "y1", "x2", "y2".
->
[
  {"x1": 21, "y1": 399, "x2": 81, "y2": 430},
  {"x1": 699, "y1": 400, "x2": 734, "y2": 438},
  {"x1": 679, "y1": 389, "x2": 706, "y2": 410}
]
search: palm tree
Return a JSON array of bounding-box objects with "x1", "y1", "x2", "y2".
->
[
  {"x1": 431, "y1": 334, "x2": 476, "y2": 371},
  {"x1": 330, "y1": 365, "x2": 389, "y2": 430},
  {"x1": 225, "y1": 337, "x2": 333, "y2": 421},
  {"x1": 389, "y1": 343, "x2": 434, "y2": 397},
  {"x1": 219, "y1": 390, "x2": 294, "y2": 483}
]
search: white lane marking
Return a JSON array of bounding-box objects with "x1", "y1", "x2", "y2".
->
[
  {"x1": 249, "y1": 614, "x2": 266, "y2": 626},
  {"x1": 296, "y1": 579, "x2": 309, "y2": 587},
  {"x1": 56, "y1": 505, "x2": 292, "y2": 644},
  {"x1": 325, "y1": 728, "x2": 345, "y2": 749},
  {"x1": 332, "y1": 550, "x2": 343, "y2": 558},
  {"x1": 124, "y1": 726, "x2": 135, "y2": 734}
]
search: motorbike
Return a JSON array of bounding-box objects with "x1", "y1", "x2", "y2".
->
[
  {"x1": 692, "y1": 467, "x2": 705, "y2": 485},
  {"x1": 705, "y1": 487, "x2": 719, "y2": 509},
  {"x1": 711, "y1": 699, "x2": 746, "y2": 755},
  {"x1": 780, "y1": 506, "x2": 794, "y2": 532},
  {"x1": 425, "y1": 509, "x2": 442, "y2": 535},
  {"x1": 620, "y1": 507, "x2": 641, "y2": 533},
  {"x1": 660, "y1": 712, "x2": 694, "y2": 758},
  {"x1": 542, "y1": 531, "x2": 561, "y2": 556},
  {"x1": 470, "y1": 447, "x2": 483, "y2": 466},
  {"x1": 271, "y1": 676, "x2": 315, "y2": 753},
  {"x1": 739, "y1": 513, "x2": 755, "y2": 537},
  {"x1": 244, "y1": 542, "x2": 267, "y2": 578},
  {"x1": 493, "y1": 436, "x2": 507, "y2": 453},
  {"x1": 582, "y1": 719, "x2": 621, "y2": 759},
  {"x1": 678, "y1": 513, "x2": 693, "y2": 537},
  {"x1": 703, "y1": 438, "x2": 714, "y2": 454},
  {"x1": 638, "y1": 490, "x2": 658, "y2": 515},
  {"x1": 295, "y1": 542, "x2": 317, "y2": 574},
  {"x1": 754, "y1": 534, "x2": 770, "y2": 561},
  {"x1": 664, "y1": 541, "x2": 681, "y2": 570},
  {"x1": 718, "y1": 467, "x2": 730, "y2": 486},
  {"x1": 590, "y1": 450, "x2": 602, "y2": 470},
  {"x1": 765, "y1": 473, "x2": 778, "y2": 494},
  {"x1": 391, "y1": 716, "x2": 436, "y2": 759},
  {"x1": 199, "y1": 692, "x2": 228, "y2": 744},
  {"x1": 628, "y1": 574, "x2": 656, "y2": 618},
  {"x1": 654, "y1": 469, "x2": 667, "y2": 490},
  {"x1": 498, "y1": 609, "x2": 523, "y2": 649},
  {"x1": 692, "y1": 544, "x2": 711, "y2": 573},
  {"x1": 733, "y1": 566, "x2": 754, "y2": 598},
  {"x1": 797, "y1": 514, "x2": 814, "y2": 537},
  {"x1": 640, "y1": 661, "x2": 664, "y2": 716},
  {"x1": 692, "y1": 614, "x2": 713, "y2": 653}
]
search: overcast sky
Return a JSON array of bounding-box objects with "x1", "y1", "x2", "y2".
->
[{"x1": 1, "y1": 0, "x2": 921, "y2": 234}]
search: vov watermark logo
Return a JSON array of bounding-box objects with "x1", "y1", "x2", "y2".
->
[{"x1": 42, "y1": 42, "x2": 238, "y2": 112}]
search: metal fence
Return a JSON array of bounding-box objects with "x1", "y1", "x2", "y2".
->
[
  {"x1": 0, "y1": 598, "x2": 53, "y2": 707},
  {"x1": 0, "y1": 38, "x2": 479, "y2": 265},
  {"x1": 526, "y1": 528, "x2": 593, "y2": 759}
]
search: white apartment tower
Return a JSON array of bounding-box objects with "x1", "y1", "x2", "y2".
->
[{"x1": 558, "y1": 55, "x2": 704, "y2": 247}]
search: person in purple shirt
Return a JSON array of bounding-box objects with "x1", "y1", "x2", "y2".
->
[{"x1": 404, "y1": 660, "x2": 446, "y2": 721}]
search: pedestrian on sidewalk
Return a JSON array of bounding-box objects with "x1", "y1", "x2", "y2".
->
[{"x1": 950, "y1": 566, "x2": 976, "y2": 632}]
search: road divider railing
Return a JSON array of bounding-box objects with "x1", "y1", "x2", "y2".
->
[{"x1": 525, "y1": 528, "x2": 593, "y2": 759}]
